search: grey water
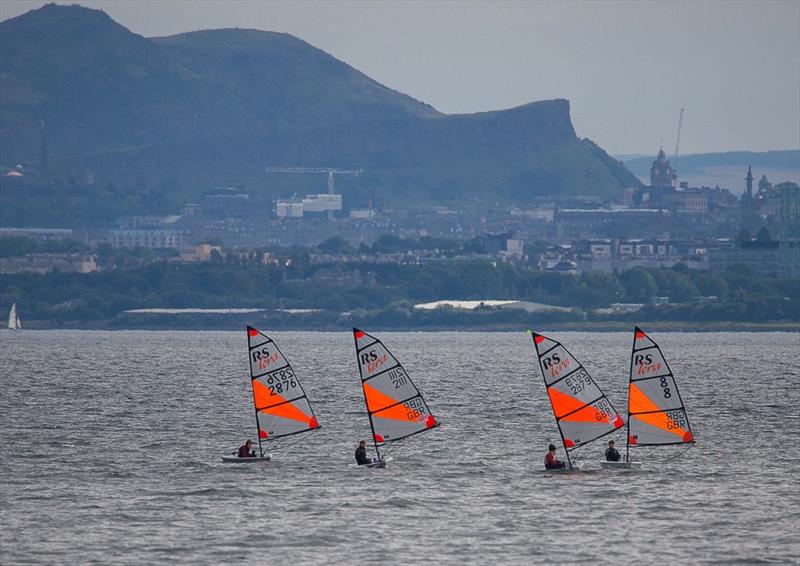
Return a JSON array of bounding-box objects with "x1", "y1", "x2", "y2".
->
[{"x1": 1, "y1": 331, "x2": 798, "y2": 565}]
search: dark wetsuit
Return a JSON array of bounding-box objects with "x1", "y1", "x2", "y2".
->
[
  {"x1": 544, "y1": 452, "x2": 565, "y2": 469},
  {"x1": 355, "y1": 446, "x2": 371, "y2": 465},
  {"x1": 238, "y1": 445, "x2": 255, "y2": 458},
  {"x1": 605, "y1": 447, "x2": 621, "y2": 462}
]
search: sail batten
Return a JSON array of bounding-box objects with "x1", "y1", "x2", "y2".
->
[
  {"x1": 531, "y1": 331, "x2": 623, "y2": 462},
  {"x1": 246, "y1": 326, "x2": 320, "y2": 448},
  {"x1": 353, "y1": 328, "x2": 439, "y2": 449},
  {"x1": 627, "y1": 327, "x2": 694, "y2": 449}
]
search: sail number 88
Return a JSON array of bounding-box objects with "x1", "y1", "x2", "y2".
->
[{"x1": 659, "y1": 377, "x2": 672, "y2": 399}]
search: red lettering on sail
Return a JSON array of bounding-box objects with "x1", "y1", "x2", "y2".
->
[
  {"x1": 258, "y1": 351, "x2": 280, "y2": 371},
  {"x1": 637, "y1": 362, "x2": 662, "y2": 376},
  {"x1": 367, "y1": 353, "x2": 389, "y2": 373},
  {"x1": 549, "y1": 357, "x2": 571, "y2": 378}
]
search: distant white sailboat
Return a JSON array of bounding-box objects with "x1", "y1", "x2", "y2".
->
[{"x1": 7, "y1": 303, "x2": 21, "y2": 330}]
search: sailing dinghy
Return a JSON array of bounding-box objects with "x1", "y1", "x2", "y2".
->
[
  {"x1": 222, "y1": 325, "x2": 321, "y2": 463},
  {"x1": 352, "y1": 328, "x2": 440, "y2": 468},
  {"x1": 603, "y1": 327, "x2": 695, "y2": 469},
  {"x1": 7, "y1": 303, "x2": 21, "y2": 330},
  {"x1": 530, "y1": 331, "x2": 624, "y2": 470}
]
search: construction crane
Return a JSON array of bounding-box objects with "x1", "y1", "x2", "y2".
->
[
  {"x1": 673, "y1": 108, "x2": 684, "y2": 182},
  {"x1": 264, "y1": 167, "x2": 363, "y2": 195}
]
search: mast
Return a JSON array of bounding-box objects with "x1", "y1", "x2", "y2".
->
[
  {"x1": 626, "y1": 327, "x2": 636, "y2": 463},
  {"x1": 247, "y1": 327, "x2": 264, "y2": 458},
  {"x1": 354, "y1": 328, "x2": 382, "y2": 461},
  {"x1": 558, "y1": 421, "x2": 573, "y2": 469}
]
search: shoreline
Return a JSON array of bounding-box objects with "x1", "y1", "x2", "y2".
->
[{"x1": 7, "y1": 321, "x2": 800, "y2": 332}]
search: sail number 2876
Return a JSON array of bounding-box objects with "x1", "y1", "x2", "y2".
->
[{"x1": 266, "y1": 368, "x2": 297, "y2": 396}]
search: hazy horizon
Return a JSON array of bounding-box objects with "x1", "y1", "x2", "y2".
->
[{"x1": 2, "y1": 0, "x2": 799, "y2": 156}]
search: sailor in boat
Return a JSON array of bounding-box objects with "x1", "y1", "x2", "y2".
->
[
  {"x1": 544, "y1": 444, "x2": 566, "y2": 469},
  {"x1": 238, "y1": 439, "x2": 256, "y2": 458},
  {"x1": 605, "y1": 440, "x2": 622, "y2": 462},
  {"x1": 355, "y1": 440, "x2": 373, "y2": 466}
]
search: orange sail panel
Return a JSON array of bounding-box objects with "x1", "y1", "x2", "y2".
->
[
  {"x1": 627, "y1": 327, "x2": 694, "y2": 447},
  {"x1": 247, "y1": 325, "x2": 321, "y2": 442},
  {"x1": 353, "y1": 328, "x2": 439, "y2": 445},
  {"x1": 531, "y1": 331, "x2": 623, "y2": 454}
]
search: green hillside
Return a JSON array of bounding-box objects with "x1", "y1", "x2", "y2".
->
[{"x1": 0, "y1": 4, "x2": 640, "y2": 211}]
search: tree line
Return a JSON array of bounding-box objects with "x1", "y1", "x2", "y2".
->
[{"x1": 2, "y1": 251, "x2": 797, "y2": 325}]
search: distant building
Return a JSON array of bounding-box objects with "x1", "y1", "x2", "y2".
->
[
  {"x1": 182, "y1": 203, "x2": 201, "y2": 217},
  {"x1": 650, "y1": 147, "x2": 677, "y2": 188},
  {"x1": 202, "y1": 187, "x2": 249, "y2": 219},
  {"x1": 350, "y1": 209, "x2": 376, "y2": 219},
  {"x1": 574, "y1": 238, "x2": 709, "y2": 272},
  {"x1": 301, "y1": 194, "x2": 342, "y2": 217},
  {"x1": 109, "y1": 229, "x2": 185, "y2": 249},
  {"x1": 180, "y1": 244, "x2": 221, "y2": 262},
  {"x1": 276, "y1": 199, "x2": 304, "y2": 218},
  {"x1": 709, "y1": 240, "x2": 780, "y2": 277},
  {"x1": 275, "y1": 194, "x2": 342, "y2": 218},
  {"x1": 555, "y1": 207, "x2": 668, "y2": 226}
]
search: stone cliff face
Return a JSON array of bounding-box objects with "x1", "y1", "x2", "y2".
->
[{"x1": 0, "y1": 4, "x2": 640, "y2": 203}]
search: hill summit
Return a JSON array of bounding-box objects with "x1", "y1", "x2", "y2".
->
[{"x1": 0, "y1": 4, "x2": 639, "y2": 205}]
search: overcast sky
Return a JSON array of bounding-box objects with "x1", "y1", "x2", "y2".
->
[{"x1": 2, "y1": 0, "x2": 799, "y2": 155}]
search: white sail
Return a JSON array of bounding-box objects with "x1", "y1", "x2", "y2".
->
[
  {"x1": 627, "y1": 327, "x2": 694, "y2": 449},
  {"x1": 246, "y1": 325, "x2": 320, "y2": 452},
  {"x1": 530, "y1": 331, "x2": 624, "y2": 467},
  {"x1": 353, "y1": 328, "x2": 439, "y2": 458},
  {"x1": 8, "y1": 303, "x2": 18, "y2": 330}
]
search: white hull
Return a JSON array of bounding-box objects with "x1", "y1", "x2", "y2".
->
[
  {"x1": 600, "y1": 460, "x2": 642, "y2": 470},
  {"x1": 544, "y1": 461, "x2": 585, "y2": 472},
  {"x1": 356, "y1": 456, "x2": 393, "y2": 468},
  {"x1": 221, "y1": 454, "x2": 272, "y2": 463}
]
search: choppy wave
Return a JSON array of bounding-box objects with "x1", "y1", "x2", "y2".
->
[{"x1": 1, "y1": 330, "x2": 798, "y2": 564}]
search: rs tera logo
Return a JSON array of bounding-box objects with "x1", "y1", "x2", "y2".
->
[
  {"x1": 542, "y1": 353, "x2": 561, "y2": 369},
  {"x1": 361, "y1": 349, "x2": 388, "y2": 373},
  {"x1": 543, "y1": 353, "x2": 570, "y2": 378}
]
